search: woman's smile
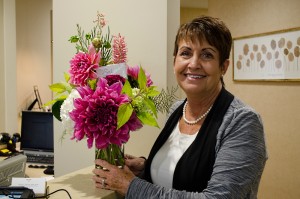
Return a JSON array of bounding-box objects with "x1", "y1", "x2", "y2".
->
[{"x1": 185, "y1": 73, "x2": 207, "y2": 80}]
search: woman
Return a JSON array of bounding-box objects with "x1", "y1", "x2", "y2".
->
[{"x1": 93, "y1": 16, "x2": 267, "y2": 198}]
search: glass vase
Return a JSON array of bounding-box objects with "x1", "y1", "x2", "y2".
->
[{"x1": 95, "y1": 144, "x2": 125, "y2": 169}]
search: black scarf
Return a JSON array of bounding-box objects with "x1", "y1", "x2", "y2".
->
[{"x1": 143, "y1": 87, "x2": 234, "y2": 192}]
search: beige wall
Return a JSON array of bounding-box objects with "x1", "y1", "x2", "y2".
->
[
  {"x1": 0, "y1": 0, "x2": 18, "y2": 133},
  {"x1": 181, "y1": 0, "x2": 300, "y2": 198},
  {"x1": 180, "y1": 7, "x2": 208, "y2": 24},
  {"x1": 0, "y1": 0, "x2": 4, "y2": 130},
  {"x1": 16, "y1": 0, "x2": 52, "y2": 132},
  {"x1": 0, "y1": 0, "x2": 52, "y2": 134}
]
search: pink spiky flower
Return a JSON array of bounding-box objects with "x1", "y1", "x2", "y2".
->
[{"x1": 113, "y1": 33, "x2": 127, "y2": 64}]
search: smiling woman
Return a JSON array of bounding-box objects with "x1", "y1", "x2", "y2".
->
[{"x1": 93, "y1": 15, "x2": 267, "y2": 199}]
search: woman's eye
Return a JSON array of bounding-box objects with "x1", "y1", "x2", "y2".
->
[
  {"x1": 179, "y1": 51, "x2": 191, "y2": 57},
  {"x1": 201, "y1": 52, "x2": 213, "y2": 60}
]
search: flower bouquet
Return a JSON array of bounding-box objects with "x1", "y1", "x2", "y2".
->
[{"x1": 46, "y1": 12, "x2": 177, "y2": 167}]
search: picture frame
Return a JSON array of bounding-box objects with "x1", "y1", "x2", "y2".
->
[{"x1": 232, "y1": 27, "x2": 300, "y2": 81}]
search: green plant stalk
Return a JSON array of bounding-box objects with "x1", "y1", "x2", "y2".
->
[{"x1": 95, "y1": 144, "x2": 125, "y2": 169}]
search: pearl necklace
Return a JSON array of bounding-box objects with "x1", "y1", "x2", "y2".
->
[{"x1": 183, "y1": 101, "x2": 212, "y2": 125}]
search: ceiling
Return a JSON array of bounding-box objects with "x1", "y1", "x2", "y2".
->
[{"x1": 180, "y1": 0, "x2": 208, "y2": 8}]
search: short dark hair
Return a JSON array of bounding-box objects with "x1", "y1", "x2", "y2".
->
[
  {"x1": 173, "y1": 16, "x2": 232, "y2": 86},
  {"x1": 173, "y1": 16, "x2": 232, "y2": 63}
]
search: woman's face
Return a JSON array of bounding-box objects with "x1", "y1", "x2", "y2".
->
[{"x1": 174, "y1": 39, "x2": 228, "y2": 97}]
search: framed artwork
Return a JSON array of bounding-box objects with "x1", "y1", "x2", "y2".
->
[{"x1": 233, "y1": 27, "x2": 300, "y2": 81}]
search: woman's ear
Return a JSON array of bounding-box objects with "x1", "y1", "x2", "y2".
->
[{"x1": 221, "y1": 59, "x2": 230, "y2": 75}]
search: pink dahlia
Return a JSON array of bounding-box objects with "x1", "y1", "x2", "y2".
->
[
  {"x1": 127, "y1": 65, "x2": 153, "y2": 87},
  {"x1": 69, "y1": 45, "x2": 101, "y2": 86},
  {"x1": 69, "y1": 78, "x2": 142, "y2": 149},
  {"x1": 113, "y1": 33, "x2": 127, "y2": 64}
]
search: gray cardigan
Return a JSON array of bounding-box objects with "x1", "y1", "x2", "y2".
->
[{"x1": 125, "y1": 97, "x2": 268, "y2": 199}]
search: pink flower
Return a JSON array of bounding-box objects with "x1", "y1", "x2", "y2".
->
[
  {"x1": 99, "y1": 14, "x2": 107, "y2": 27},
  {"x1": 69, "y1": 77, "x2": 142, "y2": 149},
  {"x1": 93, "y1": 12, "x2": 107, "y2": 28},
  {"x1": 113, "y1": 33, "x2": 127, "y2": 64},
  {"x1": 69, "y1": 45, "x2": 101, "y2": 86},
  {"x1": 127, "y1": 65, "x2": 153, "y2": 87},
  {"x1": 105, "y1": 74, "x2": 126, "y2": 86}
]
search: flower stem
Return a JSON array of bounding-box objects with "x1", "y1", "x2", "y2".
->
[{"x1": 95, "y1": 144, "x2": 125, "y2": 169}]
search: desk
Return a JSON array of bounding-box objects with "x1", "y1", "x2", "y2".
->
[
  {"x1": 25, "y1": 164, "x2": 52, "y2": 178},
  {"x1": 47, "y1": 166, "x2": 123, "y2": 199}
]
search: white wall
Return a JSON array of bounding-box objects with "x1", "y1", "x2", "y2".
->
[
  {"x1": 53, "y1": 0, "x2": 180, "y2": 176},
  {"x1": 0, "y1": 0, "x2": 18, "y2": 134}
]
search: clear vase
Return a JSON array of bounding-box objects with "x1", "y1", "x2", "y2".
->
[{"x1": 95, "y1": 144, "x2": 125, "y2": 169}]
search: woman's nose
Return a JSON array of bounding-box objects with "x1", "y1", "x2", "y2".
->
[{"x1": 188, "y1": 56, "x2": 201, "y2": 69}]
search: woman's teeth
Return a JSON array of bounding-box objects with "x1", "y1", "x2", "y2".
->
[{"x1": 187, "y1": 74, "x2": 204, "y2": 79}]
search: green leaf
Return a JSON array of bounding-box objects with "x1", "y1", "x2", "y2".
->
[
  {"x1": 143, "y1": 98, "x2": 157, "y2": 117},
  {"x1": 138, "y1": 67, "x2": 147, "y2": 89},
  {"x1": 103, "y1": 41, "x2": 111, "y2": 48},
  {"x1": 53, "y1": 94, "x2": 68, "y2": 101},
  {"x1": 52, "y1": 100, "x2": 64, "y2": 121},
  {"x1": 85, "y1": 33, "x2": 92, "y2": 40},
  {"x1": 44, "y1": 94, "x2": 68, "y2": 109},
  {"x1": 137, "y1": 111, "x2": 159, "y2": 128},
  {"x1": 49, "y1": 82, "x2": 73, "y2": 94},
  {"x1": 147, "y1": 86, "x2": 160, "y2": 97},
  {"x1": 49, "y1": 83, "x2": 67, "y2": 93},
  {"x1": 68, "y1": 35, "x2": 79, "y2": 43},
  {"x1": 43, "y1": 99, "x2": 57, "y2": 107},
  {"x1": 88, "y1": 79, "x2": 97, "y2": 90},
  {"x1": 64, "y1": 72, "x2": 70, "y2": 82},
  {"x1": 117, "y1": 103, "x2": 134, "y2": 129},
  {"x1": 121, "y1": 80, "x2": 133, "y2": 97}
]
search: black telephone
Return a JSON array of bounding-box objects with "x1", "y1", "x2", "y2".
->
[
  {"x1": 0, "y1": 186, "x2": 35, "y2": 198},
  {"x1": 0, "y1": 132, "x2": 21, "y2": 156}
]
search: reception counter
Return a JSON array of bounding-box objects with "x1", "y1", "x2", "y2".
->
[{"x1": 47, "y1": 165, "x2": 123, "y2": 199}]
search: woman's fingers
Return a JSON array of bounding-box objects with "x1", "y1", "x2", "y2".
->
[
  {"x1": 95, "y1": 159, "x2": 115, "y2": 170},
  {"x1": 125, "y1": 154, "x2": 136, "y2": 159}
]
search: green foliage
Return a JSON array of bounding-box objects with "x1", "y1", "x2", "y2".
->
[
  {"x1": 117, "y1": 103, "x2": 133, "y2": 130},
  {"x1": 88, "y1": 79, "x2": 97, "y2": 90},
  {"x1": 68, "y1": 23, "x2": 112, "y2": 66},
  {"x1": 137, "y1": 111, "x2": 159, "y2": 128},
  {"x1": 143, "y1": 97, "x2": 157, "y2": 117},
  {"x1": 147, "y1": 86, "x2": 160, "y2": 97},
  {"x1": 137, "y1": 67, "x2": 147, "y2": 89},
  {"x1": 153, "y1": 86, "x2": 179, "y2": 114},
  {"x1": 68, "y1": 35, "x2": 79, "y2": 43},
  {"x1": 45, "y1": 76, "x2": 74, "y2": 121},
  {"x1": 121, "y1": 80, "x2": 133, "y2": 98},
  {"x1": 52, "y1": 100, "x2": 64, "y2": 121},
  {"x1": 117, "y1": 67, "x2": 162, "y2": 129}
]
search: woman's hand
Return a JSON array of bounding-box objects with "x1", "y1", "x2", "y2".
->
[
  {"x1": 125, "y1": 154, "x2": 146, "y2": 176},
  {"x1": 93, "y1": 159, "x2": 136, "y2": 196}
]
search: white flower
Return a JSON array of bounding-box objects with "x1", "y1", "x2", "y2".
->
[{"x1": 60, "y1": 89, "x2": 81, "y2": 135}]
